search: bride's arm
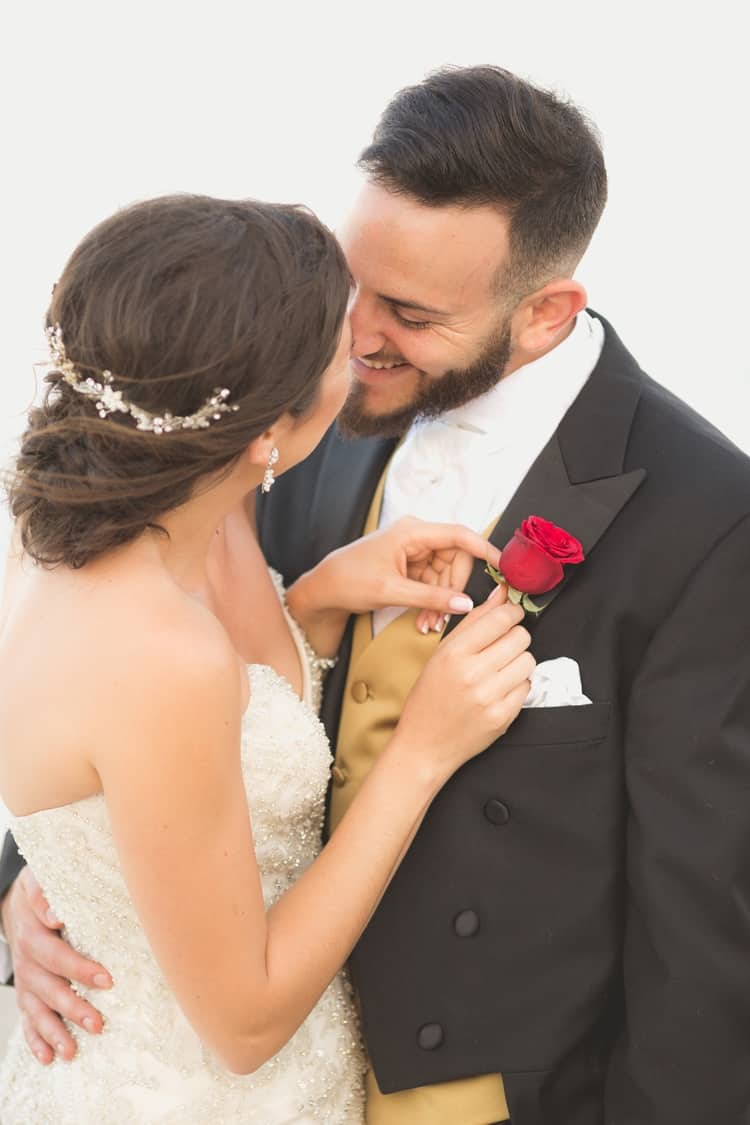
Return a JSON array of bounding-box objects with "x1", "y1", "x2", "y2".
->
[
  {"x1": 286, "y1": 516, "x2": 501, "y2": 657},
  {"x1": 98, "y1": 590, "x2": 531, "y2": 1075}
]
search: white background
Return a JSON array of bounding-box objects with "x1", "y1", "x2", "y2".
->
[{"x1": 1, "y1": 1, "x2": 748, "y2": 832}]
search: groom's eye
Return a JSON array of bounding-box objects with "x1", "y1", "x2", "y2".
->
[{"x1": 392, "y1": 307, "x2": 433, "y2": 330}]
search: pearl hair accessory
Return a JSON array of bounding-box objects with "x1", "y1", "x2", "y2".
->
[
  {"x1": 45, "y1": 323, "x2": 240, "y2": 434},
  {"x1": 262, "y1": 446, "x2": 280, "y2": 493}
]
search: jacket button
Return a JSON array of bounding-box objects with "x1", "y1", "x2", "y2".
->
[
  {"x1": 332, "y1": 766, "x2": 348, "y2": 787},
  {"x1": 484, "y1": 798, "x2": 510, "y2": 825},
  {"x1": 417, "y1": 1022, "x2": 444, "y2": 1050},
  {"x1": 454, "y1": 909, "x2": 480, "y2": 938},
  {"x1": 351, "y1": 680, "x2": 370, "y2": 703}
]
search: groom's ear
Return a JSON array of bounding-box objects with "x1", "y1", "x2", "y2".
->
[{"x1": 512, "y1": 279, "x2": 588, "y2": 355}]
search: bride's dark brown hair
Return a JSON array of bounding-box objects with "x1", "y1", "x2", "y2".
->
[{"x1": 7, "y1": 194, "x2": 351, "y2": 568}]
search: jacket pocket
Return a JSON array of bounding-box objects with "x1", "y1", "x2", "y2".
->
[{"x1": 498, "y1": 701, "x2": 611, "y2": 748}]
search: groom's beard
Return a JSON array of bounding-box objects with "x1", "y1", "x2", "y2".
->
[{"x1": 338, "y1": 321, "x2": 513, "y2": 439}]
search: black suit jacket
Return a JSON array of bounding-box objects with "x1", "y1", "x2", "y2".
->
[
  {"x1": 256, "y1": 316, "x2": 750, "y2": 1124},
  {"x1": 2, "y1": 317, "x2": 749, "y2": 1122}
]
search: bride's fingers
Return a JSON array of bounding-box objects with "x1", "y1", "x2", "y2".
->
[
  {"x1": 401, "y1": 520, "x2": 500, "y2": 568},
  {"x1": 415, "y1": 607, "x2": 448, "y2": 634},
  {"x1": 390, "y1": 577, "x2": 474, "y2": 618},
  {"x1": 444, "y1": 586, "x2": 526, "y2": 654}
]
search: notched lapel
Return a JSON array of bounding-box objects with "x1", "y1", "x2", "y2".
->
[
  {"x1": 454, "y1": 321, "x2": 648, "y2": 627},
  {"x1": 307, "y1": 429, "x2": 396, "y2": 564},
  {"x1": 459, "y1": 436, "x2": 645, "y2": 620}
]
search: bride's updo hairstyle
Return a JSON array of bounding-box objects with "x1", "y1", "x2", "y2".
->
[{"x1": 9, "y1": 195, "x2": 351, "y2": 568}]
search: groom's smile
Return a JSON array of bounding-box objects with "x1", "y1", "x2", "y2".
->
[
  {"x1": 351, "y1": 354, "x2": 411, "y2": 380},
  {"x1": 338, "y1": 181, "x2": 520, "y2": 437}
]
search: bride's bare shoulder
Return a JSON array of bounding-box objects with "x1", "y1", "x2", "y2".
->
[
  {"x1": 93, "y1": 564, "x2": 237, "y2": 678},
  {"x1": 20, "y1": 548, "x2": 241, "y2": 722}
]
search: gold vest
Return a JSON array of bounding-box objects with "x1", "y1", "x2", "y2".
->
[{"x1": 329, "y1": 468, "x2": 510, "y2": 1125}]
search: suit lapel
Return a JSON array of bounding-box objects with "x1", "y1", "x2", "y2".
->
[
  {"x1": 460, "y1": 435, "x2": 646, "y2": 618},
  {"x1": 451, "y1": 314, "x2": 648, "y2": 630},
  {"x1": 307, "y1": 430, "x2": 396, "y2": 565}
]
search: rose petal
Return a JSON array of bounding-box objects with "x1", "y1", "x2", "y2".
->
[
  {"x1": 520, "y1": 515, "x2": 585, "y2": 564},
  {"x1": 499, "y1": 531, "x2": 565, "y2": 594}
]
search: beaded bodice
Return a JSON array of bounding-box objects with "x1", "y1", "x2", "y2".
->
[{"x1": 0, "y1": 575, "x2": 365, "y2": 1123}]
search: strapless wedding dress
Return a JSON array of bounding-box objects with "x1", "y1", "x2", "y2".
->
[{"x1": 0, "y1": 574, "x2": 366, "y2": 1123}]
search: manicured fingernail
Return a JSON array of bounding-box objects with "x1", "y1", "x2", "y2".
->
[
  {"x1": 46, "y1": 909, "x2": 61, "y2": 926},
  {"x1": 94, "y1": 973, "x2": 112, "y2": 989},
  {"x1": 82, "y1": 1017, "x2": 97, "y2": 1033},
  {"x1": 448, "y1": 595, "x2": 473, "y2": 612},
  {"x1": 419, "y1": 621, "x2": 429, "y2": 635},
  {"x1": 488, "y1": 585, "x2": 502, "y2": 600},
  {"x1": 35, "y1": 1049, "x2": 46, "y2": 1063},
  {"x1": 55, "y1": 1041, "x2": 65, "y2": 1055}
]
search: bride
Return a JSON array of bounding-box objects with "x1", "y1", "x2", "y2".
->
[{"x1": 0, "y1": 195, "x2": 533, "y2": 1123}]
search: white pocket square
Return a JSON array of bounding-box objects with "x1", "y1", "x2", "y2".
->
[{"x1": 523, "y1": 657, "x2": 592, "y2": 708}]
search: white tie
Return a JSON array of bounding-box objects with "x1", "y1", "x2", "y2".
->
[{"x1": 380, "y1": 420, "x2": 489, "y2": 531}]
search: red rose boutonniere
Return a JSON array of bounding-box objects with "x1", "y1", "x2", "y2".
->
[{"x1": 487, "y1": 515, "x2": 585, "y2": 614}]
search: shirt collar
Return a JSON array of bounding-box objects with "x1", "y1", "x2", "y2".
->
[{"x1": 420, "y1": 310, "x2": 604, "y2": 451}]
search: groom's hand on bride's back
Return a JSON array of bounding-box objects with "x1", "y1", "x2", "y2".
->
[{"x1": 1, "y1": 866, "x2": 112, "y2": 1064}]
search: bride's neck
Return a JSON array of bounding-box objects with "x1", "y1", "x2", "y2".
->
[{"x1": 148, "y1": 461, "x2": 259, "y2": 592}]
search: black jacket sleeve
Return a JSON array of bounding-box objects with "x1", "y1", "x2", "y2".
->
[
  {"x1": 0, "y1": 831, "x2": 25, "y2": 907},
  {"x1": 604, "y1": 512, "x2": 750, "y2": 1121}
]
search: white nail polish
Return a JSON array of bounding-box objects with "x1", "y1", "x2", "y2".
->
[{"x1": 419, "y1": 622, "x2": 429, "y2": 635}]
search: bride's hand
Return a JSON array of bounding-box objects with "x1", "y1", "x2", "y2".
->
[
  {"x1": 320, "y1": 515, "x2": 498, "y2": 616},
  {"x1": 286, "y1": 517, "x2": 500, "y2": 656}
]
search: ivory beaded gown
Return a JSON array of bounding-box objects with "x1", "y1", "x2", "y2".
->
[{"x1": 0, "y1": 573, "x2": 366, "y2": 1124}]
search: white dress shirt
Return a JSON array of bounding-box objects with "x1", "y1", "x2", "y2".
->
[{"x1": 374, "y1": 311, "x2": 605, "y2": 633}]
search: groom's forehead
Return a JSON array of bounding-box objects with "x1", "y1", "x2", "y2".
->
[{"x1": 340, "y1": 183, "x2": 509, "y2": 300}]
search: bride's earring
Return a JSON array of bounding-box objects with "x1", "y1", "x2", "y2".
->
[{"x1": 262, "y1": 446, "x2": 280, "y2": 493}]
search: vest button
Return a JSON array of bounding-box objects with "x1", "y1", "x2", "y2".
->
[
  {"x1": 332, "y1": 766, "x2": 348, "y2": 787},
  {"x1": 454, "y1": 909, "x2": 480, "y2": 938},
  {"x1": 417, "y1": 1022, "x2": 443, "y2": 1050},
  {"x1": 351, "y1": 680, "x2": 370, "y2": 703},
  {"x1": 484, "y1": 798, "x2": 510, "y2": 825}
]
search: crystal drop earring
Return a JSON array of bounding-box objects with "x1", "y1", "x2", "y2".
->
[{"x1": 262, "y1": 446, "x2": 280, "y2": 493}]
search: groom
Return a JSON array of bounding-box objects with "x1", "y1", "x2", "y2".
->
[{"x1": 3, "y1": 66, "x2": 750, "y2": 1124}]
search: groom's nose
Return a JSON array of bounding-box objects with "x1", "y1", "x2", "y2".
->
[{"x1": 348, "y1": 287, "x2": 389, "y2": 358}]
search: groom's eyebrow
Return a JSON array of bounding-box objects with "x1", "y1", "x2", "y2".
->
[{"x1": 380, "y1": 294, "x2": 451, "y2": 316}]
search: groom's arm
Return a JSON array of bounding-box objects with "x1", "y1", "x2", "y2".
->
[
  {"x1": 605, "y1": 512, "x2": 750, "y2": 1122},
  {"x1": 0, "y1": 831, "x2": 26, "y2": 981},
  {"x1": 0, "y1": 831, "x2": 25, "y2": 910}
]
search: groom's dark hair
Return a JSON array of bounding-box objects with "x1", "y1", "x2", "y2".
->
[{"x1": 358, "y1": 65, "x2": 607, "y2": 295}]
